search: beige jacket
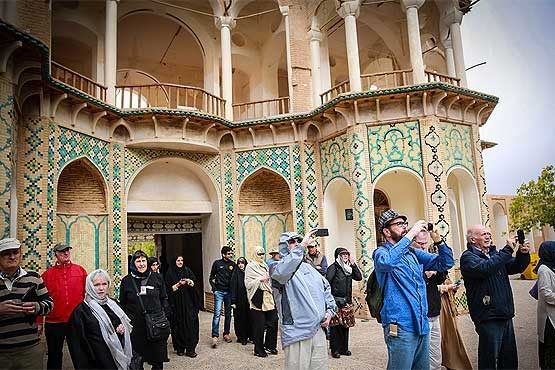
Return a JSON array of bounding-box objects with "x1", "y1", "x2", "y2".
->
[{"x1": 537, "y1": 265, "x2": 555, "y2": 342}]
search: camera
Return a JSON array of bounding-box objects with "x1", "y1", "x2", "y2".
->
[
  {"x1": 517, "y1": 229, "x2": 525, "y2": 245},
  {"x1": 427, "y1": 223, "x2": 434, "y2": 231},
  {"x1": 315, "y1": 228, "x2": 329, "y2": 237}
]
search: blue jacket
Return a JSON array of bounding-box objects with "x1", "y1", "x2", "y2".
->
[
  {"x1": 270, "y1": 233, "x2": 337, "y2": 348},
  {"x1": 460, "y1": 243, "x2": 530, "y2": 323},
  {"x1": 373, "y1": 237, "x2": 454, "y2": 335}
]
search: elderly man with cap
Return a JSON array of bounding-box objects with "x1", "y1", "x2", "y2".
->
[
  {"x1": 38, "y1": 242, "x2": 87, "y2": 369},
  {"x1": 304, "y1": 241, "x2": 328, "y2": 276},
  {"x1": 266, "y1": 248, "x2": 281, "y2": 267},
  {"x1": 0, "y1": 238, "x2": 53, "y2": 369},
  {"x1": 270, "y1": 228, "x2": 337, "y2": 370},
  {"x1": 373, "y1": 210, "x2": 454, "y2": 370}
]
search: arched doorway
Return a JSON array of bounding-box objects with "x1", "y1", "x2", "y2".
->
[
  {"x1": 492, "y1": 202, "x2": 509, "y2": 248},
  {"x1": 323, "y1": 178, "x2": 354, "y2": 258},
  {"x1": 126, "y1": 158, "x2": 221, "y2": 308},
  {"x1": 447, "y1": 167, "x2": 482, "y2": 259},
  {"x1": 238, "y1": 168, "x2": 293, "y2": 259},
  {"x1": 56, "y1": 158, "x2": 108, "y2": 272}
]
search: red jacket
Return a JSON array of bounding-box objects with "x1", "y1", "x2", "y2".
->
[{"x1": 38, "y1": 262, "x2": 87, "y2": 324}]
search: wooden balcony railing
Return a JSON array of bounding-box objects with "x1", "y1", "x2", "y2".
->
[
  {"x1": 425, "y1": 70, "x2": 461, "y2": 87},
  {"x1": 361, "y1": 69, "x2": 413, "y2": 92},
  {"x1": 233, "y1": 97, "x2": 290, "y2": 121},
  {"x1": 320, "y1": 80, "x2": 351, "y2": 105},
  {"x1": 52, "y1": 62, "x2": 107, "y2": 101},
  {"x1": 115, "y1": 83, "x2": 225, "y2": 117}
]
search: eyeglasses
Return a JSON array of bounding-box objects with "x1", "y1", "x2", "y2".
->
[
  {"x1": 413, "y1": 241, "x2": 428, "y2": 247},
  {"x1": 225, "y1": 252, "x2": 233, "y2": 256},
  {"x1": 256, "y1": 252, "x2": 265, "y2": 256},
  {"x1": 388, "y1": 221, "x2": 409, "y2": 228}
]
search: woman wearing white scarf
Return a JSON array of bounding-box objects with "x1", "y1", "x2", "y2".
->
[
  {"x1": 244, "y1": 246, "x2": 279, "y2": 357},
  {"x1": 68, "y1": 269, "x2": 133, "y2": 370}
]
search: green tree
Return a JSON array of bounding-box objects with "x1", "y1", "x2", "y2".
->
[{"x1": 509, "y1": 165, "x2": 555, "y2": 232}]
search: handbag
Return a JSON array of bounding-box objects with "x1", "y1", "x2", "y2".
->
[
  {"x1": 131, "y1": 277, "x2": 171, "y2": 342},
  {"x1": 329, "y1": 304, "x2": 355, "y2": 328}
]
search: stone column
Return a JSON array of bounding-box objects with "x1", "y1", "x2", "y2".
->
[
  {"x1": 280, "y1": 6, "x2": 294, "y2": 111},
  {"x1": 309, "y1": 27, "x2": 322, "y2": 107},
  {"x1": 216, "y1": 16, "x2": 236, "y2": 120},
  {"x1": 401, "y1": 0, "x2": 426, "y2": 84},
  {"x1": 471, "y1": 125, "x2": 490, "y2": 226},
  {"x1": 443, "y1": 36, "x2": 456, "y2": 78},
  {"x1": 448, "y1": 9, "x2": 467, "y2": 87},
  {"x1": 104, "y1": 0, "x2": 118, "y2": 105},
  {"x1": 338, "y1": 1, "x2": 362, "y2": 92}
]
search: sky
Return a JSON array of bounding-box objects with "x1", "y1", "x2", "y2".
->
[{"x1": 461, "y1": 0, "x2": 555, "y2": 195}]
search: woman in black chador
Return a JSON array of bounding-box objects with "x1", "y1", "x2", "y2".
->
[
  {"x1": 230, "y1": 257, "x2": 251, "y2": 345},
  {"x1": 119, "y1": 250, "x2": 170, "y2": 370},
  {"x1": 165, "y1": 255, "x2": 200, "y2": 358},
  {"x1": 68, "y1": 269, "x2": 132, "y2": 370}
]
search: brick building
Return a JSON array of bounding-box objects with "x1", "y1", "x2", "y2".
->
[{"x1": 0, "y1": 0, "x2": 498, "y2": 313}]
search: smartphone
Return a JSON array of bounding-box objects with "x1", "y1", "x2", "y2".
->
[
  {"x1": 427, "y1": 223, "x2": 434, "y2": 231},
  {"x1": 315, "y1": 228, "x2": 329, "y2": 237},
  {"x1": 21, "y1": 286, "x2": 38, "y2": 302},
  {"x1": 455, "y1": 279, "x2": 462, "y2": 286},
  {"x1": 517, "y1": 229, "x2": 525, "y2": 245}
]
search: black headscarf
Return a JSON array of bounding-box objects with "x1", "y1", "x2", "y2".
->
[
  {"x1": 165, "y1": 256, "x2": 189, "y2": 284},
  {"x1": 130, "y1": 250, "x2": 150, "y2": 280},
  {"x1": 538, "y1": 241, "x2": 555, "y2": 273}
]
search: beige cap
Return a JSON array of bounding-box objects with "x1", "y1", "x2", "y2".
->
[{"x1": 0, "y1": 238, "x2": 21, "y2": 253}]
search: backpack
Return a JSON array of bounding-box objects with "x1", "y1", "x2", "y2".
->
[{"x1": 365, "y1": 269, "x2": 386, "y2": 323}]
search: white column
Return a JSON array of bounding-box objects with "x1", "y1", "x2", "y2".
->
[
  {"x1": 443, "y1": 36, "x2": 456, "y2": 78},
  {"x1": 338, "y1": 1, "x2": 362, "y2": 92},
  {"x1": 216, "y1": 16, "x2": 235, "y2": 120},
  {"x1": 104, "y1": 0, "x2": 118, "y2": 105},
  {"x1": 449, "y1": 10, "x2": 467, "y2": 87},
  {"x1": 280, "y1": 6, "x2": 294, "y2": 111},
  {"x1": 401, "y1": 0, "x2": 425, "y2": 84},
  {"x1": 320, "y1": 37, "x2": 332, "y2": 93},
  {"x1": 310, "y1": 28, "x2": 322, "y2": 107}
]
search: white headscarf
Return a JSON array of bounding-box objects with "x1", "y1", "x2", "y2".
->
[
  {"x1": 244, "y1": 246, "x2": 272, "y2": 303},
  {"x1": 335, "y1": 250, "x2": 352, "y2": 276},
  {"x1": 85, "y1": 269, "x2": 133, "y2": 370}
]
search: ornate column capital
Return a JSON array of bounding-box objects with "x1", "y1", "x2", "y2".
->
[
  {"x1": 337, "y1": 0, "x2": 360, "y2": 19},
  {"x1": 443, "y1": 7, "x2": 463, "y2": 26},
  {"x1": 400, "y1": 0, "x2": 425, "y2": 12},
  {"x1": 215, "y1": 16, "x2": 236, "y2": 30},
  {"x1": 442, "y1": 35, "x2": 453, "y2": 49},
  {"x1": 309, "y1": 28, "x2": 322, "y2": 42},
  {"x1": 279, "y1": 5, "x2": 289, "y2": 16}
]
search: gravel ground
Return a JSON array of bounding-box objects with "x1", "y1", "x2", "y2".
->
[{"x1": 51, "y1": 279, "x2": 538, "y2": 369}]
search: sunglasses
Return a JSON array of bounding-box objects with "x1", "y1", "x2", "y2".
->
[
  {"x1": 256, "y1": 252, "x2": 265, "y2": 256},
  {"x1": 288, "y1": 237, "x2": 303, "y2": 244}
]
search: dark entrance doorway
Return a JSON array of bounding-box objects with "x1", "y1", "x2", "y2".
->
[{"x1": 160, "y1": 233, "x2": 204, "y2": 309}]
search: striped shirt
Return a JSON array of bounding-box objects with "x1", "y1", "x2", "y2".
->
[{"x1": 0, "y1": 268, "x2": 53, "y2": 350}]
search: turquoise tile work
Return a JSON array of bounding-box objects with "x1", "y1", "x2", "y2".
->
[
  {"x1": 320, "y1": 134, "x2": 350, "y2": 191},
  {"x1": 0, "y1": 95, "x2": 15, "y2": 239},
  {"x1": 367, "y1": 122, "x2": 423, "y2": 181},
  {"x1": 304, "y1": 143, "x2": 319, "y2": 230},
  {"x1": 440, "y1": 123, "x2": 474, "y2": 175},
  {"x1": 235, "y1": 146, "x2": 290, "y2": 186},
  {"x1": 292, "y1": 144, "x2": 304, "y2": 234}
]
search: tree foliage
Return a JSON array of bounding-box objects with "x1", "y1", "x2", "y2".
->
[{"x1": 509, "y1": 165, "x2": 555, "y2": 232}]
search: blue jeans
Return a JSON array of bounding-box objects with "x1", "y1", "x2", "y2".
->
[
  {"x1": 383, "y1": 325, "x2": 430, "y2": 370},
  {"x1": 476, "y1": 319, "x2": 517, "y2": 370},
  {"x1": 211, "y1": 290, "x2": 232, "y2": 338}
]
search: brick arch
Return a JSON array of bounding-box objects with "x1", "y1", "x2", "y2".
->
[
  {"x1": 238, "y1": 168, "x2": 292, "y2": 214},
  {"x1": 56, "y1": 157, "x2": 108, "y2": 214}
]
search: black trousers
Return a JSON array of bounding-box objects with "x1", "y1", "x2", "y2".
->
[
  {"x1": 330, "y1": 325, "x2": 350, "y2": 354},
  {"x1": 250, "y1": 309, "x2": 278, "y2": 355},
  {"x1": 45, "y1": 322, "x2": 71, "y2": 370},
  {"x1": 476, "y1": 319, "x2": 518, "y2": 370},
  {"x1": 540, "y1": 317, "x2": 555, "y2": 370},
  {"x1": 234, "y1": 303, "x2": 251, "y2": 342}
]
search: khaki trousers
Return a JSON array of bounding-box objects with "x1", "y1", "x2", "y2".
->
[
  {"x1": 0, "y1": 342, "x2": 44, "y2": 370},
  {"x1": 284, "y1": 328, "x2": 328, "y2": 370}
]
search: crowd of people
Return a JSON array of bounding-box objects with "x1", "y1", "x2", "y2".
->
[{"x1": 0, "y1": 208, "x2": 552, "y2": 370}]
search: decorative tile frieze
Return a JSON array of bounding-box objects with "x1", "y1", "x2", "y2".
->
[
  {"x1": 235, "y1": 146, "x2": 290, "y2": 186},
  {"x1": 440, "y1": 123, "x2": 474, "y2": 175},
  {"x1": 128, "y1": 218, "x2": 203, "y2": 234},
  {"x1": 320, "y1": 134, "x2": 350, "y2": 191},
  {"x1": 0, "y1": 94, "x2": 15, "y2": 239}
]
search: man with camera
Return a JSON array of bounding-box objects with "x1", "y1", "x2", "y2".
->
[
  {"x1": 0, "y1": 238, "x2": 53, "y2": 369},
  {"x1": 373, "y1": 209, "x2": 454, "y2": 370},
  {"x1": 460, "y1": 225, "x2": 530, "y2": 369},
  {"x1": 270, "y1": 228, "x2": 337, "y2": 370}
]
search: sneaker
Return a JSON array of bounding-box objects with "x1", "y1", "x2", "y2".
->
[
  {"x1": 211, "y1": 337, "x2": 219, "y2": 348},
  {"x1": 223, "y1": 334, "x2": 232, "y2": 343},
  {"x1": 254, "y1": 352, "x2": 268, "y2": 358},
  {"x1": 265, "y1": 348, "x2": 278, "y2": 355}
]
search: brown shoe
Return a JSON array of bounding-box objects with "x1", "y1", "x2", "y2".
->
[
  {"x1": 211, "y1": 337, "x2": 219, "y2": 348},
  {"x1": 223, "y1": 334, "x2": 232, "y2": 343}
]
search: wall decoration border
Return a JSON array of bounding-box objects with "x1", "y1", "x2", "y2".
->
[
  {"x1": 0, "y1": 94, "x2": 14, "y2": 239},
  {"x1": 235, "y1": 146, "x2": 291, "y2": 186},
  {"x1": 111, "y1": 143, "x2": 124, "y2": 295},
  {"x1": 472, "y1": 126, "x2": 490, "y2": 226},
  {"x1": 223, "y1": 152, "x2": 235, "y2": 250},
  {"x1": 128, "y1": 218, "x2": 203, "y2": 234},
  {"x1": 319, "y1": 134, "x2": 350, "y2": 191},
  {"x1": 440, "y1": 123, "x2": 474, "y2": 176},
  {"x1": 239, "y1": 212, "x2": 293, "y2": 257},
  {"x1": 291, "y1": 144, "x2": 305, "y2": 234}
]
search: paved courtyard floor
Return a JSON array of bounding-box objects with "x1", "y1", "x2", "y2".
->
[{"x1": 53, "y1": 279, "x2": 538, "y2": 369}]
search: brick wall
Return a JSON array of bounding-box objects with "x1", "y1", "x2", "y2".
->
[
  {"x1": 57, "y1": 159, "x2": 107, "y2": 214},
  {"x1": 16, "y1": 0, "x2": 51, "y2": 48},
  {"x1": 238, "y1": 169, "x2": 291, "y2": 213}
]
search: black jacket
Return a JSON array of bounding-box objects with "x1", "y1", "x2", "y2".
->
[
  {"x1": 230, "y1": 268, "x2": 248, "y2": 307},
  {"x1": 209, "y1": 258, "x2": 237, "y2": 292},
  {"x1": 424, "y1": 271, "x2": 448, "y2": 318},
  {"x1": 325, "y1": 248, "x2": 363, "y2": 306},
  {"x1": 460, "y1": 243, "x2": 530, "y2": 323}
]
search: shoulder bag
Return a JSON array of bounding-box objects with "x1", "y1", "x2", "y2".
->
[{"x1": 131, "y1": 276, "x2": 171, "y2": 342}]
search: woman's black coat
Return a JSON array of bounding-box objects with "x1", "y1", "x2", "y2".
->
[{"x1": 326, "y1": 261, "x2": 363, "y2": 306}]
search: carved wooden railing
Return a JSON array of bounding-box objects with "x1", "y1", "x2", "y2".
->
[
  {"x1": 425, "y1": 70, "x2": 461, "y2": 87},
  {"x1": 52, "y1": 62, "x2": 107, "y2": 101},
  {"x1": 233, "y1": 97, "x2": 290, "y2": 121},
  {"x1": 115, "y1": 83, "x2": 226, "y2": 117},
  {"x1": 320, "y1": 80, "x2": 351, "y2": 105}
]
